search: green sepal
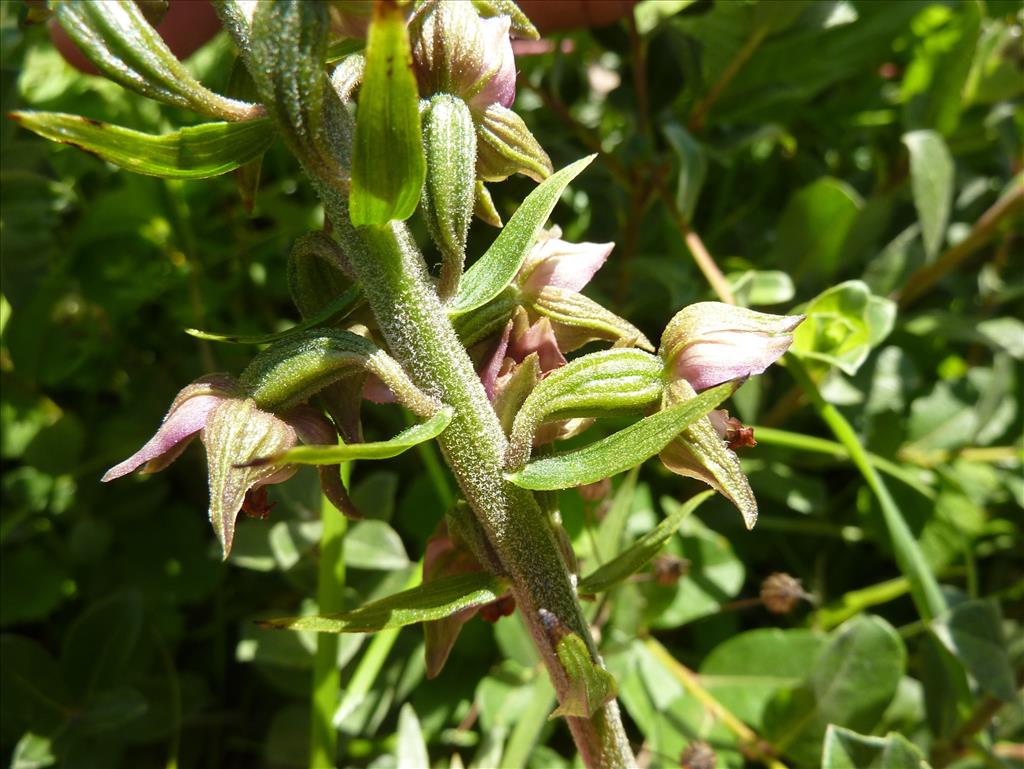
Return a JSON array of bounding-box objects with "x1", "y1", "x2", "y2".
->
[
  {"x1": 474, "y1": 180, "x2": 503, "y2": 227},
  {"x1": 258, "y1": 572, "x2": 508, "y2": 633},
  {"x1": 203, "y1": 399, "x2": 297, "y2": 559},
  {"x1": 422, "y1": 94, "x2": 477, "y2": 298},
  {"x1": 543, "y1": 619, "x2": 618, "y2": 719},
  {"x1": 507, "y1": 349, "x2": 665, "y2": 469},
  {"x1": 451, "y1": 287, "x2": 518, "y2": 348},
  {"x1": 350, "y1": 0, "x2": 425, "y2": 226},
  {"x1": 240, "y1": 329, "x2": 377, "y2": 410},
  {"x1": 249, "y1": 1, "x2": 335, "y2": 173},
  {"x1": 475, "y1": 103, "x2": 552, "y2": 182},
  {"x1": 246, "y1": 408, "x2": 454, "y2": 466},
  {"x1": 529, "y1": 286, "x2": 654, "y2": 352},
  {"x1": 186, "y1": 286, "x2": 362, "y2": 345},
  {"x1": 470, "y1": 0, "x2": 539, "y2": 40},
  {"x1": 55, "y1": 0, "x2": 260, "y2": 120},
  {"x1": 507, "y1": 381, "x2": 737, "y2": 490},
  {"x1": 10, "y1": 112, "x2": 273, "y2": 180},
  {"x1": 578, "y1": 491, "x2": 713, "y2": 595},
  {"x1": 450, "y1": 156, "x2": 595, "y2": 315}
]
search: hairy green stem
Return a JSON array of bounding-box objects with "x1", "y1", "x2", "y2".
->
[{"x1": 320, "y1": 207, "x2": 635, "y2": 767}]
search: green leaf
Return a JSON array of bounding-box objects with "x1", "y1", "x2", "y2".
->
[
  {"x1": 54, "y1": 0, "x2": 259, "y2": 119},
  {"x1": 0, "y1": 636, "x2": 71, "y2": 738},
  {"x1": 931, "y1": 599, "x2": 1017, "y2": 702},
  {"x1": 60, "y1": 592, "x2": 144, "y2": 702},
  {"x1": 396, "y1": 704, "x2": 430, "y2": 769},
  {"x1": 903, "y1": 130, "x2": 954, "y2": 261},
  {"x1": 662, "y1": 120, "x2": 707, "y2": 221},
  {"x1": 9, "y1": 732, "x2": 56, "y2": 769},
  {"x1": 728, "y1": 270, "x2": 795, "y2": 307},
  {"x1": 253, "y1": 408, "x2": 453, "y2": 466},
  {"x1": 579, "y1": 491, "x2": 713, "y2": 595},
  {"x1": 595, "y1": 468, "x2": 641, "y2": 563},
  {"x1": 186, "y1": 286, "x2": 361, "y2": 344},
  {"x1": 700, "y1": 628, "x2": 827, "y2": 729},
  {"x1": 449, "y1": 155, "x2": 596, "y2": 315},
  {"x1": 764, "y1": 615, "x2": 906, "y2": 768},
  {"x1": 768, "y1": 177, "x2": 863, "y2": 282},
  {"x1": 507, "y1": 381, "x2": 736, "y2": 491},
  {"x1": 259, "y1": 572, "x2": 507, "y2": 633},
  {"x1": 549, "y1": 629, "x2": 618, "y2": 719},
  {"x1": 821, "y1": 725, "x2": 932, "y2": 769},
  {"x1": 10, "y1": 112, "x2": 274, "y2": 180},
  {"x1": 790, "y1": 280, "x2": 896, "y2": 375},
  {"x1": 350, "y1": 0, "x2": 425, "y2": 226},
  {"x1": 344, "y1": 520, "x2": 409, "y2": 571}
]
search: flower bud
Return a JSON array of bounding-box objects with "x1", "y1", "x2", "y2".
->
[
  {"x1": 659, "y1": 303, "x2": 804, "y2": 392},
  {"x1": 410, "y1": 2, "x2": 516, "y2": 109},
  {"x1": 760, "y1": 572, "x2": 808, "y2": 614},
  {"x1": 475, "y1": 104, "x2": 552, "y2": 182}
]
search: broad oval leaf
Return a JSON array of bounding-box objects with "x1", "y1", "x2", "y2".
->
[
  {"x1": 258, "y1": 572, "x2": 507, "y2": 633},
  {"x1": 350, "y1": 0, "x2": 425, "y2": 226},
  {"x1": 11, "y1": 113, "x2": 274, "y2": 180},
  {"x1": 578, "y1": 490, "x2": 713, "y2": 595},
  {"x1": 55, "y1": 1, "x2": 260, "y2": 120},
  {"x1": 186, "y1": 286, "x2": 362, "y2": 344},
  {"x1": 507, "y1": 381, "x2": 736, "y2": 490},
  {"x1": 250, "y1": 408, "x2": 453, "y2": 466},
  {"x1": 449, "y1": 155, "x2": 596, "y2": 315},
  {"x1": 821, "y1": 725, "x2": 930, "y2": 769}
]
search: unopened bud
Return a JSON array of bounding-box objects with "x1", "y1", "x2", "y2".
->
[
  {"x1": 680, "y1": 741, "x2": 716, "y2": 769},
  {"x1": 653, "y1": 555, "x2": 688, "y2": 587}
]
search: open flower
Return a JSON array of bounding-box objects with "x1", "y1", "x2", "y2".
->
[
  {"x1": 103, "y1": 374, "x2": 349, "y2": 557},
  {"x1": 656, "y1": 304, "x2": 805, "y2": 529},
  {"x1": 660, "y1": 302, "x2": 804, "y2": 392}
]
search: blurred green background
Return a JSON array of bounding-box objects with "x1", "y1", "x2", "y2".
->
[{"x1": 1, "y1": 1, "x2": 1021, "y2": 768}]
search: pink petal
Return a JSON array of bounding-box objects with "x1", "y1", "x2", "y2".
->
[
  {"x1": 101, "y1": 394, "x2": 223, "y2": 482},
  {"x1": 519, "y1": 239, "x2": 612, "y2": 294},
  {"x1": 362, "y1": 375, "x2": 398, "y2": 404},
  {"x1": 469, "y1": 16, "x2": 517, "y2": 109},
  {"x1": 673, "y1": 332, "x2": 794, "y2": 391},
  {"x1": 508, "y1": 317, "x2": 566, "y2": 372},
  {"x1": 478, "y1": 321, "x2": 513, "y2": 400}
]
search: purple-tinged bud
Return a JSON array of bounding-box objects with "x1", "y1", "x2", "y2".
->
[
  {"x1": 517, "y1": 229, "x2": 613, "y2": 295},
  {"x1": 659, "y1": 303, "x2": 804, "y2": 392},
  {"x1": 410, "y1": 2, "x2": 517, "y2": 109}
]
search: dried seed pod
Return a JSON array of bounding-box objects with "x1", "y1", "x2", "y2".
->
[
  {"x1": 760, "y1": 572, "x2": 807, "y2": 614},
  {"x1": 680, "y1": 740, "x2": 716, "y2": 769}
]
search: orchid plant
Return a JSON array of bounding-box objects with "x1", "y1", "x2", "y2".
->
[{"x1": 16, "y1": 2, "x2": 805, "y2": 767}]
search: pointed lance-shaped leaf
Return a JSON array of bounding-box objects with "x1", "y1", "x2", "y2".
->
[
  {"x1": 422, "y1": 94, "x2": 477, "y2": 299},
  {"x1": 258, "y1": 572, "x2": 508, "y2": 633},
  {"x1": 245, "y1": 407, "x2": 454, "y2": 466},
  {"x1": 507, "y1": 349, "x2": 666, "y2": 469},
  {"x1": 350, "y1": 0, "x2": 426, "y2": 226},
  {"x1": 579, "y1": 491, "x2": 714, "y2": 595},
  {"x1": 507, "y1": 380, "x2": 737, "y2": 491},
  {"x1": 10, "y1": 112, "x2": 273, "y2": 180},
  {"x1": 450, "y1": 155, "x2": 596, "y2": 315},
  {"x1": 55, "y1": 0, "x2": 261, "y2": 120}
]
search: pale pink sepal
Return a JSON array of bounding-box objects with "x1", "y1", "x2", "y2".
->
[
  {"x1": 470, "y1": 16, "x2": 517, "y2": 109},
  {"x1": 673, "y1": 331, "x2": 796, "y2": 392},
  {"x1": 518, "y1": 238, "x2": 613, "y2": 295},
  {"x1": 479, "y1": 320, "x2": 513, "y2": 400},
  {"x1": 101, "y1": 394, "x2": 224, "y2": 482}
]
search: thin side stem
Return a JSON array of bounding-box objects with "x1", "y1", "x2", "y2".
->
[
  {"x1": 660, "y1": 188, "x2": 736, "y2": 304},
  {"x1": 688, "y1": 27, "x2": 767, "y2": 133},
  {"x1": 644, "y1": 637, "x2": 789, "y2": 769},
  {"x1": 786, "y1": 355, "x2": 947, "y2": 621},
  {"x1": 897, "y1": 183, "x2": 1023, "y2": 307}
]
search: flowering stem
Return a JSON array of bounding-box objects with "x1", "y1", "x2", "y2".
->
[
  {"x1": 310, "y1": 466, "x2": 349, "y2": 769},
  {"x1": 316, "y1": 194, "x2": 635, "y2": 766}
]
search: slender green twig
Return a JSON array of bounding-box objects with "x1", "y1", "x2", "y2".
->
[
  {"x1": 688, "y1": 27, "x2": 768, "y2": 133},
  {"x1": 644, "y1": 637, "x2": 789, "y2": 769},
  {"x1": 785, "y1": 355, "x2": 947, "y2": 621}
]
